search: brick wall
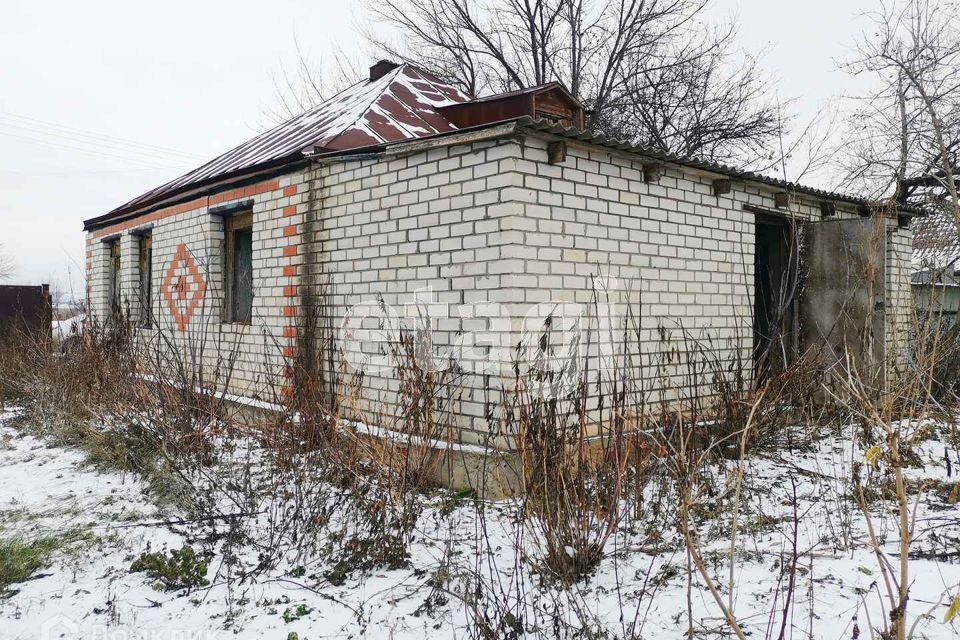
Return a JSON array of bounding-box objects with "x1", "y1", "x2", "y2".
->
[
  {"x1": 86, "y1": 172, "x2": 311, "y2": 400},
  {"x1": 309, "y1": 139, "x2": 523, "y2": 445},
  {"x1": 86, "y1": 127, "x2": 915, "y2": 446}
]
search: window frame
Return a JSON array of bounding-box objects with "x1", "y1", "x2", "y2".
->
[
  {"x1": 223, "y1": 211, "x2": 254, "y2": 325},
  {"x1": 136, "y1": 231, "x2": 153, "y2": 329},
  {"x1": 107, "y1": 238, "x2": 121, "y2": 316}
]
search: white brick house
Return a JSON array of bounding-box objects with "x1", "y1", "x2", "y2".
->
[{"x1": 84, "y1": 61, "x2": 916, "y2": 446}]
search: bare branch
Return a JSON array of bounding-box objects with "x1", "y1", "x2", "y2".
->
[
  {"x1": 839, "y1": 0, "x2": 960, "y2": 215},
  {"x1": 362, "y1": 0, "x2": 782, "y2": 164}
]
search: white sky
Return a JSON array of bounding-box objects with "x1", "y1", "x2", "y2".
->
[{"x1": 0, "y1": 0, "x2": 879, "y2": 296}]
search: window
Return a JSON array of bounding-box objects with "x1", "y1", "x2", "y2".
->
[
  {"x1": 137, "y1": 232, "x2": 153, "y2": 328},
  {"x1": 224, "y1": 212, "x2": 253, "y2": 324},
  {"x1": 108, "y1": 239, "x2": 121, "y2": 315}
]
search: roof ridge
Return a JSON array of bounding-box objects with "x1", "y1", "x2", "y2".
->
[{"x1": 303, "y1": 64, "x2": 407, "y2": 152}]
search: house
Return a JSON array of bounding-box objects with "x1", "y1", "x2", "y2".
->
[
  {"x1": 84, "y1": 60, "x2": 917, "y2": 446},
  {"x1": 911, "y1": 211, "x2": 960, "y2": 328}
]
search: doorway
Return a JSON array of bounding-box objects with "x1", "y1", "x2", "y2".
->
[{"x1": 754, "y1": 215, "x2": 798, "y2": 379}]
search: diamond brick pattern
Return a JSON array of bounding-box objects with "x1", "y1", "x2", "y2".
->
[{"x1": 160, "y1": 243, "x2": 206, "y2": 331}]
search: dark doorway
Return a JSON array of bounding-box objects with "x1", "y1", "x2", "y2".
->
[{"x1": 754, "y1": 216, "x2": 798, "y2": 379}]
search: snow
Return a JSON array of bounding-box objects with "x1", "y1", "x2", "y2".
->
[
  {"x1": 116, "y1": 64, "x2": 471, "y2": 217},
  {"x1": 1, "y1": 406, "x2": 959, "y2": 639},
  {"x1": 51, "y1": 314, "x2": 84, "y2": 344}
]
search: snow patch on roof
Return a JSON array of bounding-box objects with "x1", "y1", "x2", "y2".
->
[{"x1": 105, "y1": 65, "x2": 470, "y2": 219}]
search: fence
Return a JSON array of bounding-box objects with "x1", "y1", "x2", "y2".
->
[{"x1": 0, "y1": 285, "x2": 52, "y2": 340}]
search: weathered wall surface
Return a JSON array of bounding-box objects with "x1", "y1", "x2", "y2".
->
[
  {"x1": 886, "y1": 225, "x2": 915, "y2": 378},
  {"x1": 0, "y1": 285, "x2": 52, "y2": 338},
  {"x1": 309, "y1": 139, "x2": 524, "y2": 445},
  {"x1": 507, "y1": 135, "x2": 756, "y2": 403}
]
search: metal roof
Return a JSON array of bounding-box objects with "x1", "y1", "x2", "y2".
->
[
  {"x1": 444, "y1": 81, "x2": 579, "y2": 106},
  {"x1": 87, "y1": 73, "x2": 923, "y2": 231},
  {"x1": 912, "y1": 210, "x2": 959, "y2": 272},
  {"x1": 88, "y1": 65, "x2": 470, "y2": 227}
]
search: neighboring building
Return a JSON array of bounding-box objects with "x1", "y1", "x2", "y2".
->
[
  {"x1": 0, "y1": 284, "x2": 52, "y2": 340},
  {"x1": 84, "y1": 61, "x2": 917, "y2": 446},
  {"x1": 911, "y1": 210, "x2": 960, "y2": 328}
]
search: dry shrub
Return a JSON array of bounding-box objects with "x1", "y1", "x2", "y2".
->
[
  {"x1": 1, "y1": 317, "x2": 136, "y2": 437},
  {"x1": 504, "y1": 293, "x2": 661, "y2": 585},
  {"x1": 321, "y1": 306, "x2": 468, "y2": 579}
]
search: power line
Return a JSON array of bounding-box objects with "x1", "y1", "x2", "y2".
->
[
  {"x1": 0, "y1": 166, "x2": 180, "y2": 176},
  {"x1": 0, "y1": 127, "x2": 191, "y2": 171},
  {"x1": 0, "y1": 111, "x2": 208, "y2": 162},
  {"x1": 0, "y1": 121, "x2": 197, "y2": 168}
]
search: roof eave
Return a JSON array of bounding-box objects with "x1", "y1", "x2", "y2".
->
[
  {"x1": 83, "y1": 155, "x2": 308, "y2": 232},
  {"x1": 512, "y1": 117, "x2": 926, "y2": 217}
]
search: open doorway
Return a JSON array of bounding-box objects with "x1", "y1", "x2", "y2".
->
[{"x1": 754, "y1": 215, "x2": 798, "y2": 379}]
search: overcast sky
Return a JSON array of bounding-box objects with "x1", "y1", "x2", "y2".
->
[{"x1": 0, "y1": 0, "x2": 879, "y2": 296}]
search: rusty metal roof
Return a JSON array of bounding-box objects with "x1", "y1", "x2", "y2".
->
[
  {"x1": 446, "y1": 81, "x2": 578, "y2": 106},
  {"x1": 88, "y1": 71, "x2": 924, "y2": 232},
  {"x1": 87, "y1": 65, "x2": 470, "y2": 228}
]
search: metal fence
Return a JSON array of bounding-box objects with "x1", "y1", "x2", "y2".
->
[{"x1": 0, "y1": 285, "x2": 52, "y2": 340}]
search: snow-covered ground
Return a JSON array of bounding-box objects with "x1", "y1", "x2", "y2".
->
[
  {"x1": 1, "y1": 406, "x2": 958, "y2": 639},
  {"x1": 52, "y1": 315, "x2": 84, "y2": 344}
]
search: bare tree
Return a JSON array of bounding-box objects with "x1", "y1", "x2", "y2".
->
[
  {"x1": 361, "y1": 0, "x2": 781, "y2": 166},
  {"x1": 265, "y1": 38, "x2": 364, "y2": 123},
  {"x1": 840, "y1": 0, "x2": 960, "y2": 217}
]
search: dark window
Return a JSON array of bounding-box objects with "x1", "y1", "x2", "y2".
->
[
  {"x1": 108, "y1": 240, "x2": 121, "y2": 315},
  {"x1": 138, "y1": 233, "x2": 153, "y2": 328},
  {"x1": 225, "y1": 212, "x2": 253, "y2": 324}
]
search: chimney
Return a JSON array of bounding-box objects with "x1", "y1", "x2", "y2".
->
[{"x1": 369, "y1": 60, "x2": 400, "y2": 82}]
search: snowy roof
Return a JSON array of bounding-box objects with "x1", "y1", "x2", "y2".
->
[{"x1": 88, "y1": 64, "x2": 470, "y2": 227}]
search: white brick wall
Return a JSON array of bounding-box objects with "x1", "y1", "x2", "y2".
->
[
  {"x1": 86, "y1": 172, "x2": 311, "y2": 401},
  {"x1": 86, "y1": 128, "x2": 915, "y2": 447}
]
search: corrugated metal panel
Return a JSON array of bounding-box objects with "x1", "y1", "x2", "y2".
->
[
  {"x1": 100, "y1": 65, "x2": 470, "y2": 221},
  {"x1": 513, "y1": 117, "x2": 926, "y2": 216},
  {"x1": 0, "y1": 285, "x2": 52, "y2": 339},
  {"x1": 912, "y1": 211, "x2": 959, "y2": 271}
]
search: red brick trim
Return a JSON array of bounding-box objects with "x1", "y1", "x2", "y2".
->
[{"x1": 90, "y1": 179, "x2": 280, "y2": 239}]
